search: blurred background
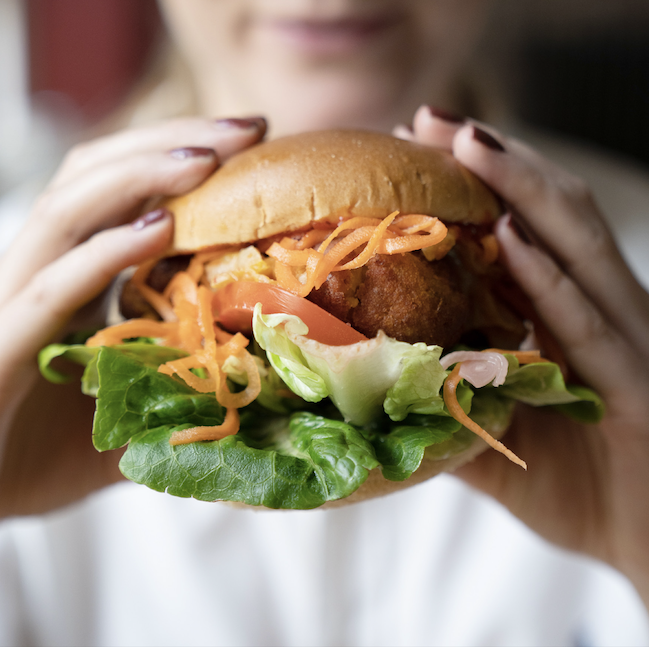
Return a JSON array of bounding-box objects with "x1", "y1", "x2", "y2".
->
[{"x1": 1, "y1": 0, "x2": 649, "y2": 237}]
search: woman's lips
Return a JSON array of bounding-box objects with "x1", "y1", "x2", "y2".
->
[{"x1": 259, "y1": 15, "x2": 403, "y2": 56}]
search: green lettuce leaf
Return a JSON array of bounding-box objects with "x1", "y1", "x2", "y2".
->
[
  {"x1": 253, "y1": 305, "x2": 445, "y2": 425},
  {"x1": 120, "y1": 412, "x2": 379, "y2": 509}
]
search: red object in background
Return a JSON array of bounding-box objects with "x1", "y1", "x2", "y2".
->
[{"x1": 27, "y1": 0, "x2": 161, "y2": 122}]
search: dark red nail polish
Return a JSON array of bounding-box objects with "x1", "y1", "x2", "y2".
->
[
  {"x1": 472, "y1": 126, "x2": 506, "y2": 152},
  {"x1": 169, "y1": 147, "x2": 216, "y2": 160},
  {"x1": 132, "y1": 208, "x2": 171, "y2": 231},
  {"x1": 214, "y1": 117, "x2": 266, "y2": 130},
  {"x1": 427, "y1": 106, "x2": 464, "y2": 123},
  {"x1": 507, "y1": 214, "x2": 532, "y2": 244}
]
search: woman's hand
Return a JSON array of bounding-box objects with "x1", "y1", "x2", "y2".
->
[
  {"x1": 0, "y1": 116, "x2": 267, "y2": 519},
  {"x1": 398, "y1": 106, "x2": 649, "y2": 605}
]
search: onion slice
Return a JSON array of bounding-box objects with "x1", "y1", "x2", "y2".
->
[{"x1": 440, "y1": 351, "x2": 509, "y2": 388}]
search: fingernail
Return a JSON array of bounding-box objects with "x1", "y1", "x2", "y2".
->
[
  {"x1": 506, "y1": 214, "x2": 532, "y2": 244},
  {"x1": 168, "y1": 147, "x2": 216, "y2": 160},
  {"x1": 132, "y1": 208, "x2": 171, "y2": 231},
  {"x1": 214, "y1": 117, "x2": 266, "y2": 130},
  {"x1": 427, "y1": 106, "x2": 465, "y2": 123},
  {"x1": 472, "y1": 126, "x2": 506, "y2": 152}
]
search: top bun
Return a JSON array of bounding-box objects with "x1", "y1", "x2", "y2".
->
[{"x1": 165, "y1": 129, "x2": 501, "y2": 253}]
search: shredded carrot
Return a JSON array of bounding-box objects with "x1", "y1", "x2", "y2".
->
[
  {"x1": 377, "y1": 219, "x2": 447, "y2": 254},
  {"x1": 422, "y1": 226, "x2": 458, "y2": 261},
  {"x1": 86, "y1": 320, "x2": 181, "y2": 347},
  {"x1": 169, "y1": 407, "x2": 240, "y2": 445},
  {"x1": 337, "y1": 211, "x2": 398, "y2": 270},
  {"x1": 295, "y1": 229, "x2": 334, "y2": 250},
  {"x1": 444, "y1": 364, "x2": 527, "y2": 470},
  {"x1": 90, "y1": 251, "x2": 263, "y2": 445},
  {"x1": 160, "y1": 356, "x2": 215, "y2": 393},
  {"x1": 266, "y1": 242, "x2": 316, "y2": 267},
  {"x1": 268, "y1": 211, "x2": 451, "y2": 297},
  {"x1": 130, "y1": 259, "x2": 178, "y2": 323}
]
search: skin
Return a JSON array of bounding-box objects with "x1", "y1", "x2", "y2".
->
[
  {"x1": 0, "y1": 0, "x2": 648, "y2": 612},
  {"x1": 159, "y1": 0, "x2": 488, "y2": 135}
]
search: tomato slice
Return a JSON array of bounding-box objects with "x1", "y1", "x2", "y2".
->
[{"x1": 212, "y1": 281, "x2": 368, "y2": 346}]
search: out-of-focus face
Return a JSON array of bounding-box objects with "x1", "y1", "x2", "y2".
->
[{"x1": 159, "y1": 0, "x2": 489, "y2": 136}]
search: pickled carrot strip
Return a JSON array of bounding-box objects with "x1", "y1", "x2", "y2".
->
[
  {"x1": 377, "y1": 220, "x2": 447, "y2": 254},
  {"x1": 86, "y1": 320, "x2": 180, "y2": 347},
  {"x1": 295, "y1": 229, "x2": 334, "y2": 249},
  {"x1": 159, "y1": 357, "x2": 215, "y2": 393},
  {"x1": 422, "y1": 227, "x2": 458, "y2": 261},
  {"x1": 215, "y1": 332, "x2": 249, "y2": 363},
  {"x1": 317, "y1": 216, "x2": 385, "y2": 255},
  {"x1": 166, "y1": 271, "x2": 199, "y2": 304},
  {"x1": 319, "y1": 225, "x2": 375, "y2": 269},
  {"x1": 274, "y1": 261, "x2": 304, "y2": 295},
  {"x1": 266, "y1": 242, "x2": 315, "y2": 266},
  {"x1": 197, "y1": 285, "x2": 217, "y2": 355},
  {"x1": 213, "y1": 325, "x2": 234, "y2": 344},
  {"x1": 131, "y1": 258, "x2": 178, "y2": 322},
  {"x1": 169, "y1": 273, "x2": 202, "y2": 353},
  {"x1": 134, "y1": 283, "x2": 178, "y2": 322},
  {"x1": 337, "y1": 211, "x2": 398, "y2": 271},
  {"x1": 392, "y1": 214, "x2": 440, "y2": 233},
  {"x1": 444, "y1": 365, "x2": 527, "y2": 470},
  {"x1": 169, "y1": 407, "x2": 239, "y2": 445}
]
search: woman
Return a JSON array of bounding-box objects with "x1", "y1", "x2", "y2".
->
[{"x1": 0, "y1": 1, "x2": 648, "y2": 644}]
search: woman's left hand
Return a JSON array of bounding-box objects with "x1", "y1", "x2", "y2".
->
[{"x1": 397, "y1": 106, "x2": 649, "y2": 606}]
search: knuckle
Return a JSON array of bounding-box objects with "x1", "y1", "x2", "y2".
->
[
  {"x1": 21, "y1": 271, "x2": 66, "y2": 320},
  {"x1": 30, "y1": 189, "x2": 79, "y2": 240},
  {"x1": 563, "y1": 173, "x2": 593, "y2": 204},
  {"x1": 60, "y1": 140, "x2": 93, "y2": 171},
  {"x1": 515, "y1": 166, "x2": 548, "y2": 204},
  {"x1": 578, "y1": 309, "x2": 612, "y2": 346},
  {"x1": 31, "y1": 188, "x2": 65, "y2": 224}
]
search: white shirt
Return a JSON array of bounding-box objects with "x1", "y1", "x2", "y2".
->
[{"x1": 1, "y1": 131, "x2": 648, "y2": 647}]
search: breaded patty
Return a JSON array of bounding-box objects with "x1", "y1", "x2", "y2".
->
[{"x1": 308, "y1": 253, "x2": 470, "y2": 347}]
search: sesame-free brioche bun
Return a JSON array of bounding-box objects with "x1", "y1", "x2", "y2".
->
[{"x1": 165, "y1": 129, "x2": 501, "y2": 253}]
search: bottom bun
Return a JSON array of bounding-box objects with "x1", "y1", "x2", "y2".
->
[{"x1": 321, "y1": 423, "x2": 507, "y2": 509}]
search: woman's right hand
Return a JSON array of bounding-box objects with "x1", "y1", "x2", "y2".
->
[{"x1": 0, "y1": 116, "x2": 266, "y2": 519}]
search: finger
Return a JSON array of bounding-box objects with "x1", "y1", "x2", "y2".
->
[
  {"x1": 50, "y1": 117, "x2": 266, "y2": 189},
  {"x1": 497, "y1": 214, "x2": 648, "y2": 410},
  {"x1": 453, "y1": 124, "x2": 649, "y2": 356},
  {"x1": 0, "y1": 210, "x2": 173, "y2": 368},
  {"x1": 0, "y1": 148, "x2": 217, "y2": 304},
  {"x1": 392, "y1": 124, "x2": 414, "y2": 141},
  {"x1": 410, "y1": 105, "x2": 465, "y2": 150}
]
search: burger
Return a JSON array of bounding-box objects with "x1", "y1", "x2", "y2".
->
[{"x1": 40, "y1": 130, "x2": 603, "y2": 509}]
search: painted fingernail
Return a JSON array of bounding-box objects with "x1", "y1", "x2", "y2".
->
[
  {"x1": 169, "y1": 147, "x2": 216, "y2": 160},
  {"x1": 507, "y1": 214, "x2": 532, "y2": 244},
  {"x1": 214, "y1": 117, "x2": 266, "y2": 130},
  {"x1": 132, "y1": 208, "x2": 171, "y2": 231},
  {"x1": 427, "y1": 106, "x2": 465, "y2": 123},
  {"x1": 472, "y1": 126, "x2": 506, "y2": 152}
]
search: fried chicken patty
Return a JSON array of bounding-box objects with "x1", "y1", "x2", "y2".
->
[{"x1": 308, "y1": 252, "x2": 471, "y2": 347}]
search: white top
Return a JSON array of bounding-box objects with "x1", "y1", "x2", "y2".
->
[{"x1": 1, "y1": 132, "x2": 648, "y2": 647}]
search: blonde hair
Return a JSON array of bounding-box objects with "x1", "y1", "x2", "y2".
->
[{"x1": 95, "y1": 41, "x2": 198, "y2": 134}]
